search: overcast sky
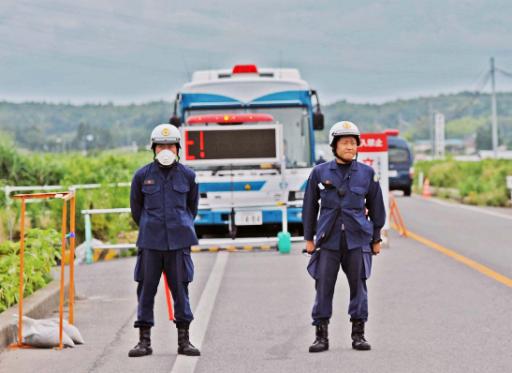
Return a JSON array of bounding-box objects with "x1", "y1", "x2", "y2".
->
[{"x1": 2, "y1": 0, "x2": 512, "y2": 104}]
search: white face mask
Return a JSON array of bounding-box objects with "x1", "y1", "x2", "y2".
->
[{"x1": 155, "y1": 149, "x2": 176, "y2": 166}]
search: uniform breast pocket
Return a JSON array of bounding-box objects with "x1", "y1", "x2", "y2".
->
[
  {"x1": 172, "y1": 180, "x2": 190, "y2": 208},
  {"x1": 347, "y1": 186, "x2": 366, "y2": 209},
  {"x1": 142, "y1": 185, "x2": 161, "y2": 210},
  {"x1": 320, "y1": 188, "x2": 338, "y2": 208}
]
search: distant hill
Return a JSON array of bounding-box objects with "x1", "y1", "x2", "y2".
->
[
  {"x1": 322, "y1": 91, "x2": 512, "y2": 149},
  {"x1": 1, "y1": 91, "x2": 512, "y2": 151},
  {"x1": 0, "y1": 101, "x2": 170, "y2": 151}
]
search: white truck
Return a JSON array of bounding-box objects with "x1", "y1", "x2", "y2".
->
[{"x1": 171, "y1": 64, "x2": 325, "y2": 239}]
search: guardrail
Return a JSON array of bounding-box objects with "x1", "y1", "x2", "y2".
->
[
  {"x1": 4, "y1": 184, "x2": 301, "y2": 259},
  {"x1": 81, "y1": 202, "x2": 298, "y2": 264},
  {"x1": 81, "y1": 208, "x2": 133, "y2": 264}
]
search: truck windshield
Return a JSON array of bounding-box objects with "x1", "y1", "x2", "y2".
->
[{"x1": 185, "y1": 106, "x2": 311, "y2": 168}]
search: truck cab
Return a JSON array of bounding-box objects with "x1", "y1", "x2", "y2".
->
[{"x1": 171, "y1": 64, "x2": 324, "y2": 237}]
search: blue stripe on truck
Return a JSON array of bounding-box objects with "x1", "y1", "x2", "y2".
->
[{"x1": 199, "y1": 181, "x2": 266, "y2": 192}]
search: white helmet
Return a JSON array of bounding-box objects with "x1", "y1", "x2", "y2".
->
[
  {"x1": 150, "y1": 124, "x2": 181, "y2": 148},
  {"x1": 329, "y1": 121, "x2": 361, "y2": 146}
]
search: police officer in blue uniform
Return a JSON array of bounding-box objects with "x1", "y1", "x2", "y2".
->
[
  {"x1": 303, "y1": 121, "x2": 386, "y2": 353},
  {"x1": 128, "y1": 124, "x2": 200, "y2": 357}
]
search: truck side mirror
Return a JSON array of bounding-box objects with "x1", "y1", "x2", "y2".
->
[
  {"x1": 313, "y1": 112, "x2": 324, "y2": 131},
  {"x1": 170, "y1": 93, "x2": 181, "y2": 127},
  {"x1": 169, "y1": 115, "x2": 181, "y2": 127},
  {"x1": 310, "y1": 90, "x2": 324, "y2": 131}
]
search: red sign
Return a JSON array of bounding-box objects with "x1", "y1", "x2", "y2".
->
[{"x1": 358, "y1": 133, "x2": 388, "y2": 152}]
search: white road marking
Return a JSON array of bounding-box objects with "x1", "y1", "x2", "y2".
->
[
  {"x1": 414, "y1": 195, "x2": 512, "y2": 221},
  {"x1": 170, "y1": 252, "x2": 229, "y2": 373}
]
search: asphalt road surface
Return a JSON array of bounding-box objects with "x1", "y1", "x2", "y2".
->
[{"x1": 1, "y1": 195, "x2": 511, "y2": 373}]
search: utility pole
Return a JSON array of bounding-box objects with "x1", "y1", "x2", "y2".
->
[
  {"x1": 490, "y1": 57, "x2": 498, "y2": 157},
  {"x1": 434, "y1": 112, "x2": 446, "y2": 159},
  {"x1": 428, "y1": 101, "x2": 434, "y2": 158}
]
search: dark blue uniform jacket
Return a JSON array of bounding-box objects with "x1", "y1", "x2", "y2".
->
[
  {"x1": 302, "y1": 160, "x2": 386, "y2": 251},
  {"x1": 130, "y1": 161, "x2": 199, "y2": 250}
]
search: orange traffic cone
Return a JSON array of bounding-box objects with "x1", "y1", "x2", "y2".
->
[{"x1": 422, "y1": 177, "x2": 432, "y2": 198}]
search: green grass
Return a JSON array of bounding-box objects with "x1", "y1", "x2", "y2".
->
[
  {"x1": 415, "y1": 159, "x2": 512, "y2": 206},
  {"x1": 0, "y1": 228, "x2": 61, "y2": 312},
  {"x1": 0, "y1": 141, "x2": 150, "y2": 244}
]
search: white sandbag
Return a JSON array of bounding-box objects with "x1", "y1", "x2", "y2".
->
[
  {"x1": 23, "y1": 326, "x2": 75, "y2": 348},
  {"x1": 13, "y1": 316, "x2": 75, "y2": 348},
  {"x1": 46, "y1": 318, "x2": 85, "y2": 344}
]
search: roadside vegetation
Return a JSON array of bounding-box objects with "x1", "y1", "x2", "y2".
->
[
  {"x1": 414, "y1": 158, "x2": 512, "y2": 206},
  {"x1": 0, "y1": 138, "x2": 150, "y2": 312},
  {"x1": 0, "y1": 228, "x2": 60, "y2": 312},
  {"x1": 0, "y1": 138, "x2": 148, "y2": 245}
]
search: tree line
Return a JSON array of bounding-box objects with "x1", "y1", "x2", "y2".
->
[{"x1": 1, "y1": 91, "x2": 512, "y2": 151}]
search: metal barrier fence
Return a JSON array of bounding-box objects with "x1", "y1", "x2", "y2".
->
[
  {"x1": 81, "y1": 202, "x2": 301, "y2": 263},
  {"x1": 3, "y1": 183, "x2": 131, "y2": 205},
  {"x1": 4, "y1": 184, "x2": 302, "y2": 262},
  {"x1": 10, "y1": 191, "x2": 76, "y2": 350}
]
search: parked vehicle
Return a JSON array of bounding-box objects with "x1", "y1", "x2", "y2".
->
[
  {"x1": 385, "y1": 129, "x2": 414, "y2": 196},
  {"x1": 170, "y1": 64, "x2": 325, "y2": 236}
]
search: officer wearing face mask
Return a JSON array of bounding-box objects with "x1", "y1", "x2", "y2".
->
[
  {"x1": 128, "y1": 124, "x2": 200, "y2": 358},
  {"x1": 302, "y1": 121, "x2": 386, "y2": 353}
]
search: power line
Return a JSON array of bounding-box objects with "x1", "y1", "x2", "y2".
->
[
  {"x1": 497, "y1": 67, "x2": 512, "y2": 79},
  {"x1": 440, "y1": 68, "x2": 491, "y2": 117},
  {"x1": 475, "y1": 72, "x2": 491, "y2": 92},
  {"x1": 471, "y1": 67, "x2": 490, "y2": 91}
]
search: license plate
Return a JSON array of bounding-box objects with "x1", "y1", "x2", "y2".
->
[
  {"x1": 234, "y1": 211, "x2": 263, "y2": 226},
  {"x1": 388, "y1": 170, "x2": 398, "y2": 177}
]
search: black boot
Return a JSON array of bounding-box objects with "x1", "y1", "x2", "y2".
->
[
  {"x1": 309, "y1": 322, "x2": 329, "y2": 353},
  {"x1": 177, "y1": 324, "x2": 200, "y2": 356},
  {"x1": 351, "y1": 320, "x2": 371, "y2": 351},
  {"x1": 128, "y1": 327, "x2": 153, "y2": 357}
]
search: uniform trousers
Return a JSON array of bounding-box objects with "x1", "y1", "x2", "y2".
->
[
  {"x1": 311, "y1": 232, "x2": 371, "y2": 325},
  {"x1": 134, "y1": 248, "x2": 194, "y2": 328}
]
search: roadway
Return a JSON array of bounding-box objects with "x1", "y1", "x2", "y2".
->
[{"x1": 0, "y1": 194, "x2": 511, "y2": 373}]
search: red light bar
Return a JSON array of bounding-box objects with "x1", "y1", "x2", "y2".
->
[
  {"x1": 187, "y1": 113, "x2": 274, "y2": 125},
  {"x1": 384, "y1": 129, "x2": 400, "y2": 136},
  {"x1": 232, "y1": 64, "x2": 258, "y2": 74}
]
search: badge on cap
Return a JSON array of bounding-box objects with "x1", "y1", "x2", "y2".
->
[{"x1": 161, "y1": 128, "x2": 170, "y2": 136}]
